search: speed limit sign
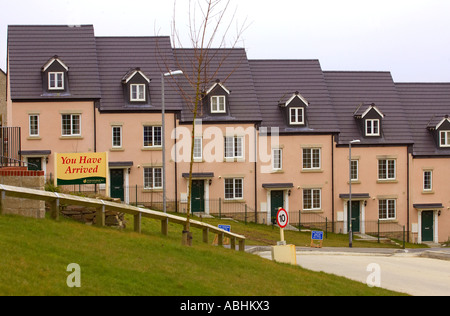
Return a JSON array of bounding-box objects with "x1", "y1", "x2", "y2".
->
[{"x1": 276, "y1": 208, "x2": 289, "y2": 228}]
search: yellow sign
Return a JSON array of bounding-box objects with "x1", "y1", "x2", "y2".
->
[{"x1": 55, "y1": 152, "x2": 108, "y2": 185}]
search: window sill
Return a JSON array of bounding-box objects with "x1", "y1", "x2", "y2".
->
[
  {"x1": 301, "y1": 169, "x2": 323, "y2": 173},
  {"x1": 224, "y1": 158, "x2": 245, "y2": 163},
  {"x1": 142, "y1": 188, "x2": 163, "y2": 193},
  {"x1": 422, "y1": 190, "x2": 435, "y2": 195},
  {"x1": 302, "y1": 209, "x2": 323, "y2": 213},
  {"x1": 224, "y1": 199, "x2": 245, "y2": 203},
  {"x1": 110, "y1": 148, "x2": 124, "y2": 152},
  {"x1": 141, "y1": 147, "x2": 162, "y2": 151},
  {"x1": 27, "y1": 136, "x2": 41, "y2": 140},
  {"x1": 60, "y1": 136, "x2": 83, "y2": 140},
  {"x1": 377, "y1": 179, "x2": 398, "y2": 184}
]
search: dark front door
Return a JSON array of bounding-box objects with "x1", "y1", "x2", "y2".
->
[
  {"x1": 422, "y1": 211, "x2": 434, "y2": 242},
  {"x1": 27, "y1": 157, "x2": 42, "y2": 171},
  {"x1": 110, "y1": 169, "x2": 124, "y2": 202},
  {"x1": 271, "y1": 190, "x2": 284, "y2": 224},
  {"x1": 191, "y1": 180, "x2": 205, "y2": 213},
  {"x1": 347, "y1": 201, "x2": 360, "y2": 233}
]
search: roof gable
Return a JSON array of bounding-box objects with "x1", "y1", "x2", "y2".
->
[{"x1": 42, "y1": 56, "x2": 69, "y2": 72}]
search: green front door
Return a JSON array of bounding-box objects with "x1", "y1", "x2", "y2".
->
[
  {"x1": 422, "y1": 211, "x2": 434, "y2": 242},
  {"x1": 110, "y1": 169, "x2": 124, "y2": 202},
  {"x1": 191, "y1": 180, "x2": 205, "y2": 213},
  {"x1": 271, "y1": 190, "x2": 284, "y2": 224},
  {"x1": 27, "y1": 157, "x2": 42, "y2": 171},
  {"x1": 347, "y1": 201, "x2": 360, "y2": 233}
]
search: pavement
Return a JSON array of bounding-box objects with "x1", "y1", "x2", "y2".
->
[{"x1": 247, "y1": 246, "x2": 450, "y2": 296}]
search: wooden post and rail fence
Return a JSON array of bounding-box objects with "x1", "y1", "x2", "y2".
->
[{"x1": 0, "y1": 184, "x2": 246, "y2": 251}]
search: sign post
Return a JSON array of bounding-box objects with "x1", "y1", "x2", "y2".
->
[
  {"x1": 311, "y1": 231, "x2": 324, "y2": 248},
  {"x1": 276, "y1": 208, "x2": 288, "y2": 245},
  {"x1": 272, "y1": 208, "x2": 297, "y2": 265}
]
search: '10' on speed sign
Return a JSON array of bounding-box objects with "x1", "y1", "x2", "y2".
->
[{"x1": 276, "y1": 208, "x2": 289, "y2": 228}]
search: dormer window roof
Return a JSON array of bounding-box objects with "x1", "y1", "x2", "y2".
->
[
  {"x1": 427, "y1": 115, "x2": 450, "y2": 148},
  {"x1": 204, "y1": 79, "x2": 231, "y2": 115},
  {"x1": 41, "y1": 55, "x2": 69, "y2": 93},
  {"x1": 354, "y1": 103, "x2": 385, "y2": 137},
  {"x1": 121, "y1": 68, "x2": 151, "y2": 104},
  {"x1": 278, "y1": 92, "x2": 309, "y2": 126}
]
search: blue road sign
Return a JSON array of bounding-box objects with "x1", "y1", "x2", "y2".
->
[
  {"x1": 311, "y1": 231, "x2": 324, "y2": 241},
  {"x1": 218, "y1": 224, "x2": 231, "y2": 232}
]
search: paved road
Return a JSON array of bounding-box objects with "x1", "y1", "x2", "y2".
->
[{"x1": 254, "y1": 247, "x2": 450, "y2": 296}]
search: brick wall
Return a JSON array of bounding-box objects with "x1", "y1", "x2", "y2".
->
[{"x1": 0, "y1": 167, "x2": 45, "y2": 218}]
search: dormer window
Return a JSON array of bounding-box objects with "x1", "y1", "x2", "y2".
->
[
  {"x1": 366, "y1": 119, "x2": 380, "y2": 136},
  {"x1": 205, "y1": 80, "x2": 230, "y2": 115},
  {"x1": 42, "y1": 55, "x2": 69, "y2": 93},
  {"x1": 279, "y1": 92, "x2": 309, "y2": 127},
  {"x1": 354, "y1": 104, "x2": 384, "y2": 138},
  {"x1": 428, "y1": 116, "x2": 450, "y2": 149},
  {"x1": 130, "y1": 84, "x2": 146, "y2": 101},
  {"x1": 211, "y1": 95, "x2": 226, "y2": 113},
  {"x1": 122, "y1": 68, "x2": 151, "y2": 104}
]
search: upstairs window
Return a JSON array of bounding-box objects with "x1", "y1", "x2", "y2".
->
[
  {"x1": 211, "y1": 96, "x2": 226, "y2": 113},
  {"x1": 303, "y1": 148, "x2": 321, "y2": 170},
  {"x1": 143, "y1": 126, "x2": 162, "y2": 147},
  {"x1": 366, "y1": 119, "x2": 380, "y2": 136},
  {"x1": 130, "y1": 84, "x2": 146, "y2": 102},
  {"x1": 378, "y1": 159, "x2": 396, "y2": 180},
  {"x1": 290, "y1": 108, "x2": 304, "y2": 125},
  {"x1": 29, "y1": 114, "x2": 39, "y2": 137},
  {"x1": 440, "y1": 131, "x2": 450, "y2": 147},
  {"x1": 224, "y1": 136, "x2": 243, "y2": 159},
  {"x1": 62, "y1": 114, "x2": 81, "y2": 137},
  {"x1": 48, "y1": 72, "x2": 64, "y2": 90}
]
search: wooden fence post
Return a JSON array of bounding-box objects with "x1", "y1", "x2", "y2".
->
[
  {"x1": 203, "y1": 227, "x2": 209, "y2": 244},
  {"x1": 134, "y1": 213, "x2": 141, "y2": 234},
  {"x1": 161, "y1": 218, "x2": 169, "y2": 236},
  {"x1": 96, "y1": 205, "x2": 105, "y2": 227},
  {"x1": 51, "y1": 196, "x2": 60, "y2": 221},
  {"x1": 0, "y1": 190, "x2": 5, "y2": 215},
  {"x1": 239, "y1": 239, "x2": 245, "y2": 252}
]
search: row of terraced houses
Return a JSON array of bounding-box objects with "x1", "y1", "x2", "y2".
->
[{"x1": 4, "y1": 25, "x2": 450, "y2": 244}]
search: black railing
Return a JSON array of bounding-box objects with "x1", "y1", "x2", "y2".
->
[{"x1": 0, "y1": 127, "x2": 21, "y2": 167}]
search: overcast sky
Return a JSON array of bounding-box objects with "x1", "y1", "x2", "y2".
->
[{"x1": 2, "y1": 0, "x2": 450, "y2": 82}]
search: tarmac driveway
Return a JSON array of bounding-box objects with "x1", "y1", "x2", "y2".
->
[{"x1": 254, "y1": 247, "x2": 450, "y2": 296}]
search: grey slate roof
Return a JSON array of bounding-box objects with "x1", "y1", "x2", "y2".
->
[
  {"x1": 396, "y1": 83, "x2": 450, "y2": 156},
  {"x1": 324, "y1": 71, "x2": 414, "y2": 146},
  {"x1": 8, "y1": 25, "x2": 101, "y2": 100},
  {"x1": 249, "y1": 59, "x2": 339, "y2": 133},
  {"x1": 95, "y1": 36, "x2": 182, "y2": 112},
  {"x1": 174, "y1": 48, "x2": 262, "y2": 123}
]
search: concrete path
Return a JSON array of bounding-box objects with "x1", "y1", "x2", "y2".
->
[{"x1": 253, "y1": 247, "x2": 450, "y2": 296}]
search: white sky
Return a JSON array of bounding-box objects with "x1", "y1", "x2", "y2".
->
[{"x1": 2, "y1": 0, "x2": 450, "y2": 82}]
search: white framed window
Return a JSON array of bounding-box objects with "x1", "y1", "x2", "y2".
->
[
  {"x1": 440, "y1": 131, "x2": 450, "y2": 147},
  {"x1": 112, "y1": 126, "x2": 122, "y2": 148},
  {"x1": 224, "y1": 178, "x2": 243, "y2": 200},
  {"x1": 211, "y1": 96, "x2": 226, "y2": 113},
  {"x1": 29, "y1": 114, "x2": 39, "y2": 137},
  {"x1": 130, "y1": 84, "x2": 146, "y2": 101},
  {"x1": 144, "y1": 167, "x2": 163, "y2": 189},
  {"x1": 303, "y1": 189, "x2": 321, "y2": 210},
  {"x1": 303, "y1": 148, "x2": 321, "y2": 170},
  {"x1": 193, "y1": 137, "x2": 203, "y2": 160},
  {"x1": 224, "y1": 136, "x2": 243, "y2": 159},
  {"x1": 351, "y1": 160, "x2": 359, "y2": 181},
  {"x1": 143, "y1": 126, "x2": 162, "y2": 147},
  {"x1": 289, "y1": 107, "x2": 304, "y2": 125},
  {"x1": 366, "y1": 119, "x2": 380, "y2": 136},
  {"x1": 272, "y1": 148, "x2": 282, "y2": 170},
  {"x1": 48, "y1": 72, "x2": 64, "y2": 90},
  {"x1": 378, "y1": 159, "x2": 396, "y2": 180},
  {"x1": 379, "y1": 199, "x2": 396, "y2": 220},
  {"x1": 423, "y1": 170, "x2": 433, "y2": 191},
  {"x1": 61, "y1": 114, "x2": 81, "y2": 136}
]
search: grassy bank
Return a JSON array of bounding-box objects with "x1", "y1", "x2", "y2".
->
[{"x1": 0, "y1": 214, "x2": 406, "y2": 296}]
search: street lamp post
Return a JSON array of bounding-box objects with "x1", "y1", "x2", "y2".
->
[
  {"x1": 348, "y1": 139, "x2": 360, "y2": 248},
  {"x1": 162, "y1": 70, "x2": 183, "y2": 213}
]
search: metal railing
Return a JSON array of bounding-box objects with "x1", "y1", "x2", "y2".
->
[{"x1": 0, "y1": 127, "x2": 21, "y2": 167}]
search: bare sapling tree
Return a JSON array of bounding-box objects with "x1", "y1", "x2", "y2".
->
[{"x1": 161, "y1": 0, "x2": 248, "y2": 245}]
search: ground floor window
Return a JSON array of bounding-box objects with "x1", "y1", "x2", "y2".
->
[
  {"x1": 303, "y1": 188, "x2": 321, "y2": 210},
  {"x1": 379, "y1": 199, "x2": 396, "y2": 220},
  {"x1": 224, "y1": 178, "x2": 243, "y2": 200},
  {"x1": 144, "y1": 167, "x2": 163, "y2": 189}
]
